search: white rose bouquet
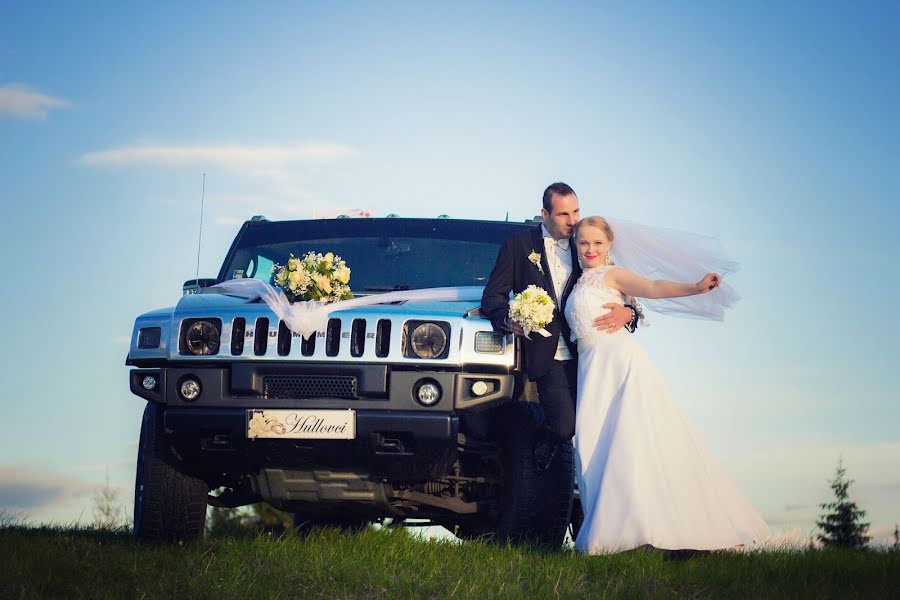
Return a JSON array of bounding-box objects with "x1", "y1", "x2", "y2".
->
[
  {"x1": 272, "y1": 251, "x2": 354, "y2": 303},
  {"x1": 508, "y1": 285, "x2": 555, "y2": 338}
]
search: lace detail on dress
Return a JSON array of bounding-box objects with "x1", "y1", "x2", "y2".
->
[
  {"x1": 564, "y1": 266, "x2": 626, "y2": 347},
  {"x1": 578, "y1": 266, "x2": 616, "y2": 289}
]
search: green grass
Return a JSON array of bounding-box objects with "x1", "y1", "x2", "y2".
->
[{"x1": 1, "y1": 525, "x2": 898, "y2": 599}]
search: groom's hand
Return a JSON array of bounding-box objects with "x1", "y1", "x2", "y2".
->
[
  {"x1": 593, "y1": 304, "x2": 633, "y2": 334},
  {"x1": 504, "y1": 317, "x2": 526, "y2": 336}
]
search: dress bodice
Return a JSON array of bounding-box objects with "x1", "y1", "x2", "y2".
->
[{"x1": 564, "y1": 266, "x2": 626, "y2": 346}]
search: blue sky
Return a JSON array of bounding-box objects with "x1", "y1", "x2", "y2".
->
[{"x1": 1, "y1": 1, "x2": 898, "y2": 543}]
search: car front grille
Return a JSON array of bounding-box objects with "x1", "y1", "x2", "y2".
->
[
  {"x1": 263, "y1": 375, "x2": 359, "y2": 400},
  {"x1": 231, "y1": 317, "x2": 394, "y2": 359}
]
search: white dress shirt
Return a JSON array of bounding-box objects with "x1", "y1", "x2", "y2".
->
[{"x1": 541, "y1": 224, "x2": 573, "y2": 361}]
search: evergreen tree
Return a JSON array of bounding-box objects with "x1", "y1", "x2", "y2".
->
[
  {"x1": 815, "y1": 458, "x2": 870, "y2": 549},
  {"x1": 893, "y1": 524, "x2": 899, "y2": 550}
]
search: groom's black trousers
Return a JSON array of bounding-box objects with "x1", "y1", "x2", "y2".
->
[{"x1": 536, "y1": 358, "x2": 578, "y2": 443}]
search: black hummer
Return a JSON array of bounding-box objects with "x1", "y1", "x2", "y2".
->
[{"x1": 127, "y1": 216, "x2": 575, "y2": 544}]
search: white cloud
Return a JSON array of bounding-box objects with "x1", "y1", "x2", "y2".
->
[
  {"x1": 0, "y1": 465, "x2": 95, "y2": 513},
  {"x1": 77, "y1": 143, "x2": 361, "y2": 222},
  {"x1": 0, "y1": 83, "x2": 71, "y2": 119},
  {"x1": 77, "y1": 141, "x2": 357, "y2": 173}
]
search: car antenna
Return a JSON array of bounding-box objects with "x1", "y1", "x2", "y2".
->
[
  {"x1": 195, "y1": 173, "x2": 206, "y2": 285},
  {"x1": 505, "y1": 211, "x2": 509, "y2": 222}
]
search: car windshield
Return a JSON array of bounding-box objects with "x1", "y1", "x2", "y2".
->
[{"x1": 219, "y1": 218, "x2": 532, "y2": 292}]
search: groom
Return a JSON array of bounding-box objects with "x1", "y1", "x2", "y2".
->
[{"x1": 481, "y1": 182, "x2": 639, "y2": 471}]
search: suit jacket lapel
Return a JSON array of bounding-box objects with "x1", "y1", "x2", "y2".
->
[
  {"x1": 531, "y1": 225, "x2": 560, "y2": 308},
  {"x1": 561, "y1": 238, "x2": 581, "y2": 308}
]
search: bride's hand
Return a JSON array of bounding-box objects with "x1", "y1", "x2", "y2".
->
[{"x1": 696, "y1": 273, "x2": 721, "y2": 294}]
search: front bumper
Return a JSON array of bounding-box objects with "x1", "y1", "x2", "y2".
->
[
  {"x1": 130, "y1": 362, "x2": 514, "y2": 412},
  {"x1": 130, "y1": 363, "x2": 514, "y2": 484}
]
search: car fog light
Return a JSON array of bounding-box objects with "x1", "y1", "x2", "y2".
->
[
  {"x1": 180, "y1": 378, "x2": 201, "y2": 401},
  {"x1": 141, "y1": 375, "x2": 158, "y2": 391},
  {"x1": 416, "y1": 382, "x2": 441, "y2": 406},
  {"x1": 471, "y1": 380, "x2": 489, "y2": 397}
]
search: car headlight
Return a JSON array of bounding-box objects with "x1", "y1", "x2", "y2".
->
[
  {"x1": 185, "y1": 320, "x2": 220, "y2": 355},
  {"x1": 409, "y1": 322, "x2": 448, "y2": 359}
]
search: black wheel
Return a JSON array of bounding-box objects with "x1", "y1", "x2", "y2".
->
[
  {"x1": 457, "y1": 402, "x2": 574, "y2": 548},
  {"x1": 133, "y1": 403, "x2": 208, "y2": 543}
]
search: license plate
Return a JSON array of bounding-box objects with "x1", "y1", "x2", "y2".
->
[{"x1": 247, "y1": 409, "x2": 356, "y2": 440}]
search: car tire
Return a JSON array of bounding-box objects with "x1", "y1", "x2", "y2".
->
[
  {"x1": 133, "y1": 403, "x2": 209, "y2": 543},
  {"x1": 457, "y1": 402, "x2": 574, "y2": 548}
]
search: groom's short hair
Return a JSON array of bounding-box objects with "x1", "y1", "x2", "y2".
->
[{"x1": 542, "y1": 182, "x2": 577, "y2": 213}]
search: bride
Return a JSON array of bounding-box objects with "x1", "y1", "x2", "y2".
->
[{"x1": 563, "y1": 216, "x2": 769, "y2": 554}]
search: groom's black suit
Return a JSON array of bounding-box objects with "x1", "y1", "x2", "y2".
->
[{"x1": 481, "y1": 225, "x2": 582, "y2": 442}]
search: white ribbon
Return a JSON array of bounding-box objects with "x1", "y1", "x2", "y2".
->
[
  {"x1": 525, "y1": 328, "x2": 552, "y2": 339},
  {"x1": 213, "y1": 279, "x2": 484, "y2": 339}
]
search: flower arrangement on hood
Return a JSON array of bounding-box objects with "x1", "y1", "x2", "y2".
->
[{"x1": 272, "y1": 251, "x2": 354, "y2": 303}]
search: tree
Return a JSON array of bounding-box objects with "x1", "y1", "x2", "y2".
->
[
  {"x1": 205, "y1": 505, "x2": 256, "y2": 537},
  {"x1": 892, "y1": 524, "x2": 899, "y2": 550},
  {"x1": 251, "y1": 503, "x2": 292, "y2": 533},
  {"x1": 816, "y1": 458, "x2": 870, "y2": 549},
  {"x1": 205, "y1": 503, "x2": 294, "y2": 538},
  {"x1": 92, "y1": 471, "x2": 125, "y2": 529}
]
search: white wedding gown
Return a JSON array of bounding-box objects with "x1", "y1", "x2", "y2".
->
[{"x1": 563, "y1": 266, "x2": 770, "y2": 554}]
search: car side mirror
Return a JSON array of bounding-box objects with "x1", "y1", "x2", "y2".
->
[{"x1": 183, "y1": 278, "x2": 217, "y2": 295}]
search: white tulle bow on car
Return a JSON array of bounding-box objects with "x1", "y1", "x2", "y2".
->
[{"x1": 214, "y1": 279, "x2": 484, "y2": 339}]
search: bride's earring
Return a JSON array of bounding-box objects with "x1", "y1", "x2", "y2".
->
[{"x1": 604, "y1": 252, "x2": 613, "y2": 266}]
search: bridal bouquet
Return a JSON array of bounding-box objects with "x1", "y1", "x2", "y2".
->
[
  {"x1": 272, "y1": 251, "x2": 354, "y2": 303},
  {"x1": 508, "y1": 285, "x2": 555, "y2": 337}
]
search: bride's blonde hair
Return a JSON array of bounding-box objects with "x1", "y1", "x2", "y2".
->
[
  {"x1": 575, "y1": 215, "x2": 645, "y2": 325},
  {"x1": 575, "y1": 217, "x2": 615, "y2": 262},
  {"x1": 575, "y1": 216, "x2": 615, "y2": 243}
]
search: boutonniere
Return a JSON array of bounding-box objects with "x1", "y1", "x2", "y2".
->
[{"x1": 528, "y1": 251, "x2": 544, "y2": 274}]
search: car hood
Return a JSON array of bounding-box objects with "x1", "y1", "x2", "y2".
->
[{"x1": 137, "y1": 290, "x2": 482, "y2": 320}]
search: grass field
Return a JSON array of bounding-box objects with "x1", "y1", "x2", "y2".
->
[{"x1": 2, "y1": 525, "x2": 898, "y2": 599}]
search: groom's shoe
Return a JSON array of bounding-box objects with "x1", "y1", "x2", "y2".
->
[{"x1": 533, "y1": 440, "x2": 558, "y2": 473}]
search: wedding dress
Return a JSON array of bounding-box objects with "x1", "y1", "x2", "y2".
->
[{"x1": 563, "y1": 265, "x2": 769, "y2": 553}]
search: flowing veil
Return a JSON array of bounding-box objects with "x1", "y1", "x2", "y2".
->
[{"x1": 605, "y1": 217, "x2": 740, "y2": 321}]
